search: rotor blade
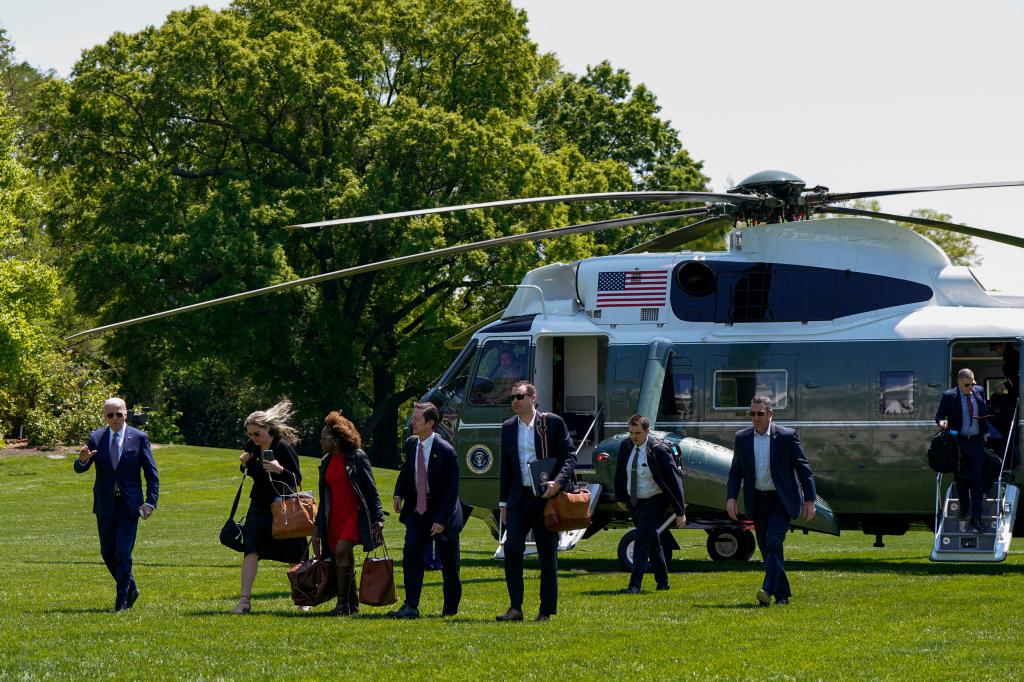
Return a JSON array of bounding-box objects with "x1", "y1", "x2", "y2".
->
[
  {"x1": 819, "y1": 180, "x2": 1024, "y2": 204},
  {"x1": 618, "y1": 214, "x2": 731, "y2": 254},
  {"x1": 67, "y1": 208, "x2": 703, "y2": 340},
  {"x1": 816, "y1": 205, "x2": 1024, "y2": 249},
  {"x1": 287, "y1": 190, "x2": 756, "y2": 229}
]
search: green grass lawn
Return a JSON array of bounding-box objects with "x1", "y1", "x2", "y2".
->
[{"x1": 1, "y1": 445, "x2": 1022, "y2": 679}]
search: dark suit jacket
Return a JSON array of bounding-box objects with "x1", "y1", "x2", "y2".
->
[
  {"x1": 614, "y1": 436, "x2": 686, "y2": 515},
  {"x1": 727, "y1": 422, "x2": 815, "y2": 520},
  {"x1": 394, "y1": 435, "x2": 462, "y2": 535},
  {"x1": 934, "y1": 386, "x2": 1000, "y2": 438},
  {"x1": 74, "y1": 425, "x2": 159, "y2": 516},
  {"x1": 499, "y1": 412, "x2": 576, "y2": 508}
]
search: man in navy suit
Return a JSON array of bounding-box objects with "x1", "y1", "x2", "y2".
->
[
  {"x1": 75, "y1": 398, "x2": 159, "y2": 612},
  {"x1": 935, "y1": 368, "x2": 1000, "y2": 533},
  {"x1": 496, "y1": 381, "x2": 576, "y2": 622},
  {"x1": 614, "y1": 414, "x2": 687, "y2": 594},
  {"x1": 389, "y1": 402, "x2": 462, "y2": 619},
  {"x1": 727, "y1": 395, "x2": 815, "y2": 607}
]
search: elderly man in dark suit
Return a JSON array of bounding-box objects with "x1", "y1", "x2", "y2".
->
[
  {"x1": 390, "y1": 402, "x2": 463, "y2": 619},
  {"x1": 496, "y1": 381, "x2": 576, "y2": 622},
  {"x1": 935, "y1": 368, "x2": 1001, "y2": 533},
  {"x1": 614, "y1": 414, "x2": 686, "y2": 594},
  {"x1": 727, "y1": 395, "x2": 815, "y2": 607},
  {"x1": 75, "y1": 397, "x2": 159, "y2": 612}
]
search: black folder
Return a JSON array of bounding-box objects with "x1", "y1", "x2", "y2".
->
[{"x1": 528, "y1": 458, "x2": 558, "y2": 497}]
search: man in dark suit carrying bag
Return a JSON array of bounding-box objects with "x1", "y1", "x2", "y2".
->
[
  {"x1": 74, "y1": 397, "x2": 159, "y2": 612},
  {"x1": 614, "y1": 414, "x2": 686, "y2": 594},
  {"x1": 390, "y1": 402, "x2": 463, "y2": 619},
  {"x1": 727, "y1": 395, "x2": 815, "y2": 607},
  {"x1": 496, "y1": 382, "x2": 576, "y2": 622}
]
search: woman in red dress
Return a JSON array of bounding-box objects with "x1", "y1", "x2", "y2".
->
[{"x1": 314, "y1": 411, "x2": 385, "y2": 616}]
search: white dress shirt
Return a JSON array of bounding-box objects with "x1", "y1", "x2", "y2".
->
[
  {"x1": 517, "y1": 413, "x2": 538, "y2": 483},
  {"x1": 627, "y1": 442, "x2": 663, "y2": 499},
  {"x1": 754, "y1": 427, "x2": 775, "y2": 491}
]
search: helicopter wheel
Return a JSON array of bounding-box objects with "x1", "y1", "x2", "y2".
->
[
  {"x1": 706, "y1": 528, "x2": 756, "y2": 561},
  {"x1": 616, "y1": 529, "x2": 673, "y2": 574}
]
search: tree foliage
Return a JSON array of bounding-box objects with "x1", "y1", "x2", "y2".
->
[{"x1": 32, "y1": 0, "x2": 709, "y2": 461}]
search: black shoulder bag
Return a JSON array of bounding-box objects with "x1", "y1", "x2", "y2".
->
[{"x1": 219, "y1": 472, "x2": 248, "y2": 553}]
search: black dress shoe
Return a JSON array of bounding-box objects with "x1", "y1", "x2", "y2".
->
[
  {"x1": 387, "y1": 604, "x2": 420, "y2": 619},
  {"x1": 127, "y1": 587, "x2": 140, "y2": 609},
  {"x1": 775, "y1": 598, "x2": 790, "y2": 605},
  {"x1": 970, "y1": 519, "x2": 988, "y2": 533},
  {"x1": 535, "y1": 613, "x2": 551, "y2": 622},
  {"x1": 495, "y1": 608, "x2": 523, "y2": 622},
  {"x1": 441, "y1": 610, "x2": 458, "y2": 617},
  {"x1": 756, "y1": 589, "x2": 772, "y2": 606},
  {"x1": 656, "y1": 584, "x2": 670, "y2": 591},
  {"x1": 619, "y1": 586, "x2": 642, "y2": 594}
]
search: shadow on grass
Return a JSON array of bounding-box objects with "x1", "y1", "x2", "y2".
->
[
  {"x1": 691, "y1": 603, "x2": 769, "y2": 610},
  {"x1": 24, "y1": 559, "x2": 241, "y2": 569},
  {"x1": 42, "y1": 607, "x2": 116, "y2": 614},
  {"x1": 788, "y1": 557, "x2": 1024, "y2": 576}
]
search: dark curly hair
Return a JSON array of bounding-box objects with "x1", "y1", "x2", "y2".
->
[{"x1": 325, "y1": 411, "x2": 361, "y2": 451}]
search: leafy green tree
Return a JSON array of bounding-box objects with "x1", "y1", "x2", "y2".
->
[{"x1": 33, "y1": 0, "x2": 709, "y2": 462}]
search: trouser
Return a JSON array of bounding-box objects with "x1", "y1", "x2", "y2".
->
[
  {"x1": 96, "y1": 496, "x2": 139, "y2": 608},
  {"x1": 753, "y1": 490, "x2": 791, "y2": 600},
  {"x1": 627, "y1": 493, "x2": 671, "y2": 589},
  {"x1": 401, "y1": 515, "x2": 461, "y2": 613},
  {"x1": 956, "y1": 436, "x2": 987, "y2": 522},
  {"x1": 503, "y1": 490, "x2": 559, "y2": 616}
]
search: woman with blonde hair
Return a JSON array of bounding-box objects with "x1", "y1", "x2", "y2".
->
[
  {"x1": 233, "y1": 400, "x2": 306, "y2": 614},
  {"x1": 314, "y1": 411, "x2": 385, "y2": 616}
]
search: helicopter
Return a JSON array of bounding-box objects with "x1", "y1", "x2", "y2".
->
[{"x1": 71, "y1": 170, "x2": 1024, "y2": 568}]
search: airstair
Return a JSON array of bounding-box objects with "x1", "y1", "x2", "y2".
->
[{"x1": 931, "y1": 405, "x2": 1020, "y2": 562}]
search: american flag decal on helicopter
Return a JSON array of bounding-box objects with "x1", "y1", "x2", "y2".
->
[{"x1": 596, "y1": 270, "x2": 669, "y2": 308}]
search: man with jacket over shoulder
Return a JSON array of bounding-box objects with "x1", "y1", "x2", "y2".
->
[
  {"x1": 74, "y1": 397, "x2": 159, "y2": 612},
  {"x1": 389, "y1": 402, "x2": 463, "y2": 619},
  {"x1": 726, "y1": 395, "x2": 815, "y2": 607},
  {"x1": 496, "y1": 381, "x2": 576, "y2": 622},
  {"x1": 614, "y1": 414, "x2": 686, "y2": 594}
]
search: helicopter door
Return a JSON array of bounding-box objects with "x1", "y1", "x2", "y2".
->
[{"x1": 535, "y1": 335, "x2": 607, "y2": 468}]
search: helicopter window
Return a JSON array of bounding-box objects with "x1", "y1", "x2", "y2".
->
[
  {"x1": 468, "y1": 339, "x2": 530, "y2": 406},
  {"x1": 713, "y1": 369, "x2": 788, "y2": 410},
  {"x1": 436, "y1": 340, "x2": 478, "y2": 405},
  {"x1": 879, "y1": 371, "x2": 915, "y2": 415},
  {"x1": 659, "y1": 365, "x2": 694, "y2": 420}
]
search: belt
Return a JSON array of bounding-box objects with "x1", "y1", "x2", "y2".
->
[
  {"x1": 754, "y1": 489, "x2": 778, "y2": 497},
  {"x1": 957, "y1": 434, "x2": 983, "y2": 441}
]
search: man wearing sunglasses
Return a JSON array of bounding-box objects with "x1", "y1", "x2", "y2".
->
[
  {"x1": 75, "y1": 397, "x2": 160, "y2": 612},
  {"x1": 726, "y1": 395, "x2": 815, "y2": 607},
  {"x1": 496, "y1": 382, "x2": 576, "y2": 622},
  {"x1": 935, "y1": 368, "x2": 1001, "y2": 534}
]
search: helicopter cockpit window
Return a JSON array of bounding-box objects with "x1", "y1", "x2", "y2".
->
[
  {"x1": 713, "y1": 369, "x2": 788, "y2": 410},
  {"x1": 468, "y1": 339, "x2": 530, "y2": 406},
  {"x1": 879, "y1": 371, "x2": 915, "y2": 415},
  {"x1": 435, "y1": 339, "x2": 478, "y2": 405}
]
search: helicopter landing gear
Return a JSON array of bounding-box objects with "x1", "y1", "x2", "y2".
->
[
  {"x1": 616, "y1": 528, "x2": 674, "y2": 573},
  {"x1": 706, "y1": 528, "x2": 756, "y2": 561}
]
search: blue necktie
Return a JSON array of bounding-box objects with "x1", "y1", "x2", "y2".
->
[{"x1": 111, "y1": 431, "x2": 121, "y2": 470}]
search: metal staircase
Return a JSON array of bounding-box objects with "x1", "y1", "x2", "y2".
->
[{"x1": 930, "y1": 481, "x2": 1018, "y2": 561}]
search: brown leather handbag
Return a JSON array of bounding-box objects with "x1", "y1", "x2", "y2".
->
[
  {"x1": 271, "y1": 474, "x2": 318, "y2": 539},
  {"x1": 544, "y1": 486, "x2": 592, "y2": 532},
  {"x1": 287, "y1": 548, "x2": 337, "y2": 607},
  {"x1": 359, "y1": 537, "x2": 398, "y2": 606}
]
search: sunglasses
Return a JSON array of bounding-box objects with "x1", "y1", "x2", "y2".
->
[
  {"x1": 747, "y1": 410, "x2": 768, "y2": 417},
  {"x1": 511, "y1": 392, "x2": 531, "y2": 401},
  {"x1": 106, "y1": 412, "x2": 125, "y2": 419}
]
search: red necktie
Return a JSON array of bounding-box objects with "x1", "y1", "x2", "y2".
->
[{"x1": 416, "y1": 442, "x2": 428, "y2": 515}]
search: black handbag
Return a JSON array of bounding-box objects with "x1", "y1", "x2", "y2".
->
[
  {"x1": 219, "y1": 473, "x2": 247, "y2": 553},
  {"x1": 927, "y1": 431, "x2": 959, "y2": 474}
]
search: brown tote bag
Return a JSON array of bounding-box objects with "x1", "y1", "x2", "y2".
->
[
  {"x1": 287, "y1": 544, "x2": 337, "y2": 607},
  {"x1": 535, "y1": 412, "x2": 592, "y2": 532},
  {"x1": 271, "y1": 474, "x2": 318, "y2": 539},
  {"x1": 359, "y1": 536, "x2": 397, "y2": 606}
]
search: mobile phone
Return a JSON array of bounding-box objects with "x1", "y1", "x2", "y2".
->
[{"x1": 262, "y1": 450, "x2": 275, "y2": 462}]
